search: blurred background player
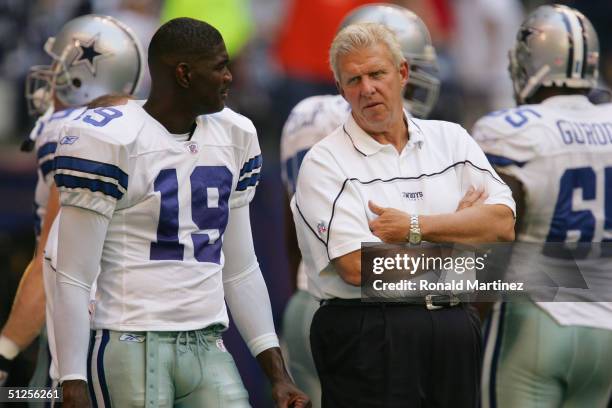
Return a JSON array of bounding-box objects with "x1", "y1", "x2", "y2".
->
[
  {"x1": 0, "y1": 14, "x2": 143, "y2": 391},
  {"x1": 473, "y1": 4, "x2": 612, "y2": 407},
  {"x1": 280, "y1": 4, "x2": 440, "y2": 406}
]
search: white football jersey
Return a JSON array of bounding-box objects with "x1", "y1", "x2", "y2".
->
[
  {"x1": 473, "y1": 95, "x2": 612, "y2": 329},
  {"x1": 54, "y1": 100, "x2": 262, "y2": 331},
  {"x1": 31, "y1": 107, "x2": 86, "y2": 236}
]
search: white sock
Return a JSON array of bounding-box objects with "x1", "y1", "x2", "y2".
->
[{"x1": 0, "y1": 335, "x2": 19, "y2": 360}]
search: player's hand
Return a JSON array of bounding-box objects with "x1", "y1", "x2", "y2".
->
[
  {"x1": 456, "y1": 186, "x2": 488, "y2": 211},
  {"x1": 61, "y1": 379, "x2": 91, "y2": 408},
  {"x1": 368, "y1": 201, "x2": 411, "y2": 243},
  {"x1": 271, "y1": 378, "x2": 312, "y2": 408}
]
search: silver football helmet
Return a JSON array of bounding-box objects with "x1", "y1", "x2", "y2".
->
[
  {"x1": 26, "y1": 14, "x2": 144, "y2": 115},
  {"x1": 509, "y1": 4, "x2": 599, "y2": 104},
  {"x1": 339, "y1": 3, "x2": 440, "y2": 118}
]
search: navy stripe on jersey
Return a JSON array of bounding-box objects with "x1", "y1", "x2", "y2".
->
[
  {"x1": 55, "y1": 156, "x2": 128, "y2": 190},
  {"x1": 55, "y1": 174, "x2": 123, "y2": 200},
  {"x1": 486, "y1": 154, "x2": 526, "y2": 168},
  {"x1": 37, "y1": 142, "x2": 57, "y2": 160},
  {"x1": 236, "y1": 172, "x2": 261, "y2": 191},
  {"x1": 40, "y1": 159, "x2": 55, "y2": 178},
  {"x1": 239, "y1": 154, "x2": 263, "y2": 177}
]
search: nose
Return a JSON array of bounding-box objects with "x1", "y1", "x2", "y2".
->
[
  {"x1": 359, "y1": 76, "x2": 376, "y2": 96},
  {"x1": 223, "y1": 67, "x2": 232, "y2": 84}
]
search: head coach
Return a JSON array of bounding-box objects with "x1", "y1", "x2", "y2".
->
[{"x1": 291, "y1": 22, "x2": 516, "y2": 408}]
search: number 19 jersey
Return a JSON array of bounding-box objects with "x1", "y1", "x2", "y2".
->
[{"x1": 54, "y1": 100, "x2": 262, "y2": 331}]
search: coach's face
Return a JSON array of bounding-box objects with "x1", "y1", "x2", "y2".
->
[
  {"x1": 337, "y1": 43, "x2": 408, "y2": 134},
  {"x1": 190, "y1": 42, "x2": 232, "y2": 114}
]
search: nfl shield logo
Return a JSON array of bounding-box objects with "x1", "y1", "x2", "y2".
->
[
  {"x1": 317, "y1": 221, "x2": 328, "y2": 236},
  {"x1": 186, "y1": 142, "x2": 199, "y2": 154}
]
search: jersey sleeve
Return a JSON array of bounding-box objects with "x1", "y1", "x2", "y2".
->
[
  {"x1": 472, "y1": 108, "x2": 543, "y2": 175},
  {"x1": 230, "y1": 128, "x2": 262, "y2": 209},
  {"x1": 53, "y1": 125, "x2": 129, "y2": 219},
  {"x1": 292, "y1": 148, "x2": 380, "y2": 274},
  {"x1": 454, "y1": 124, "x2": 517, "y2": 216}
]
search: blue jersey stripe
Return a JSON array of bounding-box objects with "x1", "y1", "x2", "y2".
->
[
  {"x1": 40, "y1": 159, "x2": 55, "y2": 178},
  {"x1": 485, "y1": 154, "x2": 526, "y2": 168},
  {"x1": 55, "y1": 174, "x2": 123, "y2": 200},
  {"x1": 37, "y1": 142, "x2": 57, "y2": 160},
  {"x1": 236, "y1": 172, "x2": 261, "y2": 191},
  {"x1": 55, "y1": 156, "x2": 128, "y2": 189},
  {"x1": 239, "y1": 155, "x2": 263, "y2": 177}
]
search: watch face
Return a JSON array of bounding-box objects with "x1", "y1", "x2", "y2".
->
[{"x1": 409, "y1": 230, "x2": 421, "y2": 245}]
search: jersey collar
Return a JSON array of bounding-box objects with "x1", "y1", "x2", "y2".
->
[{"x1": 343, "y1": 108, "x2": 424, "y2": 156}]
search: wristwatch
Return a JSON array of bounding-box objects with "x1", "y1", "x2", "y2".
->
[{"x1": 407, "y1": 214, "x2": 421, "y2": 245}]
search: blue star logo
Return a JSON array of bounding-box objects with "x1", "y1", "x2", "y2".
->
[{"x1": 71, "y1": 35, "x2": 109, "y2": 76}]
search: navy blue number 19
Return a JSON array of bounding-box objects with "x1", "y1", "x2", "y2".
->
[{"x1": 150, "y1": 166, "x2": 232, "y2": 264}]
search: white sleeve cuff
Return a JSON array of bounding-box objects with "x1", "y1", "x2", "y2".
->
[
  {"x1": 248, "y1": 333, "x2": 280, "y2": 357},
  {"x1": 59, "y1": 374, "x2": 88, "y2": 383}
]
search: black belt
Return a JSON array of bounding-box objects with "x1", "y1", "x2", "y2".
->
[{"x1": 320, "y1": 294, "x2": 461, "y2": 310}]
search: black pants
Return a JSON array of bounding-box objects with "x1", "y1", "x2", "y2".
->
[{"x1": 310, "y1": 302, "x2": 482, "y2": 408}]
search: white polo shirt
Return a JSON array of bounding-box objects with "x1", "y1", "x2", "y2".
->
[{"x1": 292, "y1": 110, "x2": 516, "y2": 299}]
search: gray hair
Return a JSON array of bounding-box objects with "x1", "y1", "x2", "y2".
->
[{"x1": 329, "y1": 22, "x2": 406, "y2": 82}]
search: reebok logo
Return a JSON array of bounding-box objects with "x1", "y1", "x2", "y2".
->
[{"x1": 119, "y1": 333, "x2": 145, "y2": 343}]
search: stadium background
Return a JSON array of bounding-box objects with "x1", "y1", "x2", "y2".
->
[{"x1": 0, "y1": 0, "x2": 610, "y2": 406}]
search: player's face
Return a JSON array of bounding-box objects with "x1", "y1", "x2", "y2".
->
[
  {"x1": 191, "y1": 43, "x2": 232, "y2": 114},
  {"x1": 337, "y1": 44, "x2": 408, "y2": 134}
]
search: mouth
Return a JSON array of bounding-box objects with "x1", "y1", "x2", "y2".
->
[{"x1": 364, "y1": 102, "x2": 383, "y2": 109}]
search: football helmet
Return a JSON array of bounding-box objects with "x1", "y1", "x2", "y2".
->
[
  {"x1": 509, "y1": 4, "x2": 599, "y2": 104},
  {"x1": 26, "y1": 14, "x2": 144, "y2": 115},
  {"x1": 339, "y1": 4, "x2": 440, "y2": 118}
]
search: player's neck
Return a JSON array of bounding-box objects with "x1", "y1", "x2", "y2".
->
[{"x1": 142, "y1": 98, "x2": 197, "y2": 134}]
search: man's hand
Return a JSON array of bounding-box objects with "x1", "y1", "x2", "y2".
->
[
  {"x1": 0, "y1": 355, "x2": 11, "y2": 386},
  {"x1": 61, "y1": 379, "x2": 91, "y2": 408},
  {"x1": 256, "y1": 347, "x2": 311, "y2": 408},
  {"x1": 271, "y1": 378, "x2": 312, "y2": 408},
  {"x1": 368, "y1": 201, "x2": 411, "y2": 243},
  {"x1": 456, "y1": 186, "x2": 488, "y2": 211}
]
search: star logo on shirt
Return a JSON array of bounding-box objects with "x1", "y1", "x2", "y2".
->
[{"x1": 71, "y1": 35, "x2": 110, "y2": 76}]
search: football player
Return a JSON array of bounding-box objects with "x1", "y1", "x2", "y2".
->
[
  {"x1": 0, "y1": 14, "x2": 143, "y2": 389},
  {"x1": 52, "y1": 18, "x2": 309, "y2": 408},
  {"x1": 473, "y1": 5, "x2": 612, "y2": 407},
  {"x1": 280, "y1": 4, "x2": 440, "y2": 406}
]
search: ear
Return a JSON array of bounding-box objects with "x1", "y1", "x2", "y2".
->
[
  {"x1": 336, "y1": 80, "x2": 346, "y2": 99},
  {"x1": 399, "y1": 60, "x2": 409, "y2": 87},
  {"x1": 175, "y1": 62, "x2": 191, "y2": 88}
]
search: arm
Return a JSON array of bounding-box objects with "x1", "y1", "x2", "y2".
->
[
  {"x1": 0, "y1": 184, "x2": 60, "y2": 351},
  {"x1": 223, "y1": 205, "x2": 310, "y2": 408},
  {"x1": 54, "y1": 206, "x2": 109, "y2": 407}
]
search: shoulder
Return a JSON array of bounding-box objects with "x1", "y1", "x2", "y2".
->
[
  {"x1": 411, "y1": 118, "x2": 472, "y2": 145},
  {"x1": 472, "y1": 104, "x2": 548, "y2": 142},
  {"x1": 281, "y1": 95, "x2": 349, "y2": 157},
  {"x1": 206, "y1": 107, "x2": 257, "y2": 136},
  {"x1": 61, "y1": 101, "x2": 147, "y2": 147}
]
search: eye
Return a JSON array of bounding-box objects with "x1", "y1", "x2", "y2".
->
[{"x1": 371, "y1": 70, "x2": 384, "y2": 79}]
